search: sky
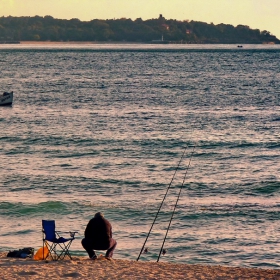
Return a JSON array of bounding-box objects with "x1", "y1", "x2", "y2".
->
[{"x1": 1, "y1": 0, "x2": 280, "y2": 39}]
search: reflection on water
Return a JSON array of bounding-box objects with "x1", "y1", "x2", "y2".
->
[{"x1": 0, "y1": 46, "x2": 279, "y2": 268}]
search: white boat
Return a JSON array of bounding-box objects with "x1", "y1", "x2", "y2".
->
[{"x1": 0, "y1": 91, "x2": 13, "y2": 106}]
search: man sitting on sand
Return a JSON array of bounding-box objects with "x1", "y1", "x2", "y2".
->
[{"x1": 81, "y1": 212, "x2": 117, "y2": 260}]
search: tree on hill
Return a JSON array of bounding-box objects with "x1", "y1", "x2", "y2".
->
[{"x1": 0, "y1": 15, "x2": 279, "y2": 44}]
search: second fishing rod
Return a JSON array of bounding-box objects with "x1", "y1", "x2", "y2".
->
[{"x1": 136, "y1": 144, "x2": 195, "y2": 261}]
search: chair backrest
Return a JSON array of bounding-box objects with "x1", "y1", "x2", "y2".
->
[{"x1": 42, "y1": 220, "x2": 56, "y2": 241}]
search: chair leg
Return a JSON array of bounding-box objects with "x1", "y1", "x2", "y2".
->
[
  {"x1": 43, "y1": 241, "x2": 51, "y2": 260},
  {"x1": 42, "y1": 240, "x2": 74, "y2": 261},
  {"x1": 56, "y1": 241, "x2": 73, "y2": 260},
  {"x1": 45, "y1": 241, "x2": 58, "y2": 261}
]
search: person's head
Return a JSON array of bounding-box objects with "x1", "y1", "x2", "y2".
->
[{"x1": 94, "y1": 212, "x2": 104, "y2": 218}]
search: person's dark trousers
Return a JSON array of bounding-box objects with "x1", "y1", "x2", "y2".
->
[
  {"x1": 81, "y1": 238, "x2": 97, "y2": 258},
  {"x1": 81, "y1": 238, "x2": 117, "y2": 258},
  {"x1": 105, "y1": 238, "x2": 117, "y2": 258}
]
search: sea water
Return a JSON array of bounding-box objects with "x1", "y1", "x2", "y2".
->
[{"x1": 0, "y1": 44, "x2": 279, "y2": 268}]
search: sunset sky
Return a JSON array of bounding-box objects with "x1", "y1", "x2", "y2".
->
[{"x1": 1, "y1": 0, "x2": 280, "y2": 39}]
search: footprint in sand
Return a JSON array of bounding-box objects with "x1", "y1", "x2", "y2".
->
[
  {"x1": 62, "y1": 272, "x2": 81, "y2": 277},
  {"x1": 18, "y1": 271, "x2": 38, "y2": 276}
]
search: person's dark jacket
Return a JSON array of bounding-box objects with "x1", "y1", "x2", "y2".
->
[{"x1": 84, "y1": 216, "x2": 112, "y2": 249}]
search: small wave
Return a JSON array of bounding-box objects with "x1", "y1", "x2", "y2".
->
[
  {"x1": 2, "y1": 229, "x2": 34, "y2": 236},
  {"x1": 266, "y1": 142, "x2": 280, "y2": 149},
  {"x1": 0, "y1": 201, "x2": 76, "y2": 217},
  {"x1": 253, "y1": 181, "x2": 280, "y2": 195}
]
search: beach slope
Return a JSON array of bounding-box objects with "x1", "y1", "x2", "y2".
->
[{"x1": 0, "y1": 253, "x2": 279, "y2": 280}]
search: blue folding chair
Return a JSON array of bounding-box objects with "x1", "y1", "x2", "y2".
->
[{"x1": 42, "y1": 220, "x2": 77, "y2": 260}]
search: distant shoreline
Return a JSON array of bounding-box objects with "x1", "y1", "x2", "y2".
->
[
  {"x1": 19, "y1": 41, "x2": 151, "y2": 45},
  {"x1": 1, "y1": 16, "x2": 279, "y2": 45},
  {"x1": 10, "y1": 41, "x2": 279, "y2": 45}
]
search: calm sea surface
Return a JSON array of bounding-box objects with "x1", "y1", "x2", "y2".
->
[{"x1": 0, "y1": 44, "x2": 279, "y2": 268}]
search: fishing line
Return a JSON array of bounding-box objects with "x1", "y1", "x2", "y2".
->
[
  {"x1": 157, "y1": 144, "x2": 196, "y2": 262},
  {"x1": 136, "y1": 144, "x2": 190, "y2": 261}
]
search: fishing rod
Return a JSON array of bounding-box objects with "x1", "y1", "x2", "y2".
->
[
  {"x1": 157, "y1": 144, "x2": 196, "y2": 262},
  {"x1": 136, "y1": 145, "x2": 190, "y2": 261}
]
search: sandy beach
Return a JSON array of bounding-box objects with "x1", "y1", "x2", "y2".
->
[{"x1": 0, "y1": 253, "x2": 279, "y2": 280}]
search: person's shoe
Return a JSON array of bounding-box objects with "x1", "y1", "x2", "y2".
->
[{"x1": 91, "y1": 255, "x2": 97, "y2": 260}]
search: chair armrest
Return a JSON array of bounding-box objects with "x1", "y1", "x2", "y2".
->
[
  {"x1": 69, "y1": 231, "x2": 78, "y2": 238},
  {"x1": 56, "y1": 231, "x2": 78, "y2": 238}
]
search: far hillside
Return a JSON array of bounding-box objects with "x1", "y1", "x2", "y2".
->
[{"x1": 0, "y1": 15, "x2": 279, "y2": 44}]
